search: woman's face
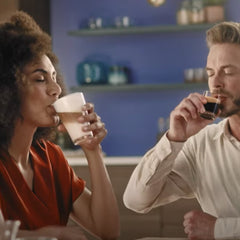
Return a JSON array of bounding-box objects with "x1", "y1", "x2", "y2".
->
[{"x1": 19, "y1": 54, "x2": 62, "y2": 128}]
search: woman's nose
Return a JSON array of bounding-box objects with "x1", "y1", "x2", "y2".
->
[{"x1": 48, "y1": 81, "x2": 62, "y2": 97}]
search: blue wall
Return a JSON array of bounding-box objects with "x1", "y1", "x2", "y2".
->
[{"x1": 51, "y1": 0, "x2": 240, "y2": 156}]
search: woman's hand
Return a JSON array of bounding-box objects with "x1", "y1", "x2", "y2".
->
[
  {"x1": 57, "y1": 102, "x2": 107, "y2": 151},
  {"x1": 78, "y1": 103, "x2": 107, "y2": 151}
]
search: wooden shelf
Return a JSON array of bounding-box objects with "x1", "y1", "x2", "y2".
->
[
  {"x1": 71, "y1": 83, "x2": 208, "y2": 93},
  {"x1": 68, "y1": 23, "x2": 214, "y2": 37}
]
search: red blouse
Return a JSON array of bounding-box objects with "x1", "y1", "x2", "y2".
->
[{"x1": 0, "y1": 140, "x2": 85, "y2": 229}]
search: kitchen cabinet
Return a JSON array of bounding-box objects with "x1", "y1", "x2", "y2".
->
[
  {"x1": 0, "y1": 1, "x2": 18, "y2": 22},
  {"x1": 66, "y1": 156, "x2": 201, "y2": 240},
  {"x1": 19, "y1": 0, "x2": 50, "y2": 34}
]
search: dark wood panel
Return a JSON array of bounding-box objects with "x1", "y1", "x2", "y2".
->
[{"x1": 19, "y1": 0, "x2": 50, "y2": 34}]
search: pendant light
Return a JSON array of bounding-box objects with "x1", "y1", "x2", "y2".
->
[{"x1": 147, "y1": 0, "x2": 166, "y2": 7}]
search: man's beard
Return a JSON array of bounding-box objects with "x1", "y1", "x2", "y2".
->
[{"x1": 218, "y1": 89, "x2": 240, "y2": 118}]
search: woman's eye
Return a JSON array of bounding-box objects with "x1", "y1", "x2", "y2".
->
[{"x1": 36, "y1": 79, "x2": 45, "y2": 82}]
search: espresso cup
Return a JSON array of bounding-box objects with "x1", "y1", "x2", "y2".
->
[
  {"x1": 199, "y1": 90, "x2": 220, "y2": 120},
  {"x1": 53, "y1": 92, "x2": 93, "y2": 145}
]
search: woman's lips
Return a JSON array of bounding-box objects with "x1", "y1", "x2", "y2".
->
[{"x1": 47, "y1": 105, "x2": 57, "y2": 115}]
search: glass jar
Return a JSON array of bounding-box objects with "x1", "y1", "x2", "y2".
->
[
  {"x1": 108, "y1": 66, "x2": 128, "y2": 85},
  {"x1": 177, "y1": 0, "x2": 191, "y2": 25},
  {"x1": 191, "y1": 0, "x2": 205, "y2": 24}
]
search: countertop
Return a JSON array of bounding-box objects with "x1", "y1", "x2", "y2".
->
[
  {"x1": 136, "y1": 238, "x2": 187, "y2": 240},
  {"x1": 63, "y1": 150, "x2": 141, "y2": 166}
]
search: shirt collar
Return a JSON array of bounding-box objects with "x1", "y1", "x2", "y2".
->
[{"x1": 212, "y1": 118, "x2": 230, "y2": 140}]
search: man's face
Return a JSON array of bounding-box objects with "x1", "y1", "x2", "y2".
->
[{"x1": 206, "y1": 43, "x2": 240, "y2": 118}]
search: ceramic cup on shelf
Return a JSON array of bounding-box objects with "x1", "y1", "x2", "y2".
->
[
  {"x1": 88, "y1": 17, "x2": 103, "y2": 29},
  {"x1": 184, "y1": 68, "x2": 195, "y2": 83},
  {"x1": 115, "y1": 16, "x2": 131, "y2": 28},
  {"x1": 108, "y1": 66, "x2": 129, "y2": 85}
]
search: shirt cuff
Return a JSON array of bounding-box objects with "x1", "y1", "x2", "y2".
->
[
  {"x1": 155, "y1": 132, "x2": 185, "y2": 159},
  {"x1": 214, "y1": 218, "x2": 240, "y2": 239}
]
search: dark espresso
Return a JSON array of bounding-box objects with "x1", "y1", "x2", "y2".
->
[{"x1": 200, "y1": 96, "x2": 220, "y2": 120}]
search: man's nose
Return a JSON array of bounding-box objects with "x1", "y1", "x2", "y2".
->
[{"x1": 209, "y1": 73, "x2": 224, "y2": 89}]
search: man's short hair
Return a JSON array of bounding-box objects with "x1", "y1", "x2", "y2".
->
[{"x1": 206, "y1": 21, "x2": 240, "y2": 47}]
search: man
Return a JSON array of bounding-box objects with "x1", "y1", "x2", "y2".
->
[{"x1": 123, "y1": 21, "x2": 240, "y2": 240}]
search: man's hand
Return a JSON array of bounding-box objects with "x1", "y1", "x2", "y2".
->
[
  {"x1": 183, "y1": 210, "x2": 217, "y2": 240},
  {"x1": 167, "y1": 93, "x2": 212, "y2": 142}
]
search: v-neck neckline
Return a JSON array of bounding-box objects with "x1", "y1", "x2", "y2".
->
[{"x1": 4, "y1": 149, "x2": 35, "y2": 193}]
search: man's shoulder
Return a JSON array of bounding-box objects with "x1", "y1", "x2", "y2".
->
[{"x1": 195, "y1": 119, "x2": 226, "y2": 139}]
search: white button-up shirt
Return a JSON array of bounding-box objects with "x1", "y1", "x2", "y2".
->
[{"x1": 123, "y1": 119, "x2": 240, "y2": 239}]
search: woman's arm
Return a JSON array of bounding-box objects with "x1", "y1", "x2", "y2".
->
[{"x1": 70, "y1": 103, "x2": 120, "y2": 240}]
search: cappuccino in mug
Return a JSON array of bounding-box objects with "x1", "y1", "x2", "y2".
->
[
  {"x1": 58, "y1": 112, "x2": 92, "y2": 145},
  {"x1": 53, "y1": 92, "x2": 93, "y2": 145}
]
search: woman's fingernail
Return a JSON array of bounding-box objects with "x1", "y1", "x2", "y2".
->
[
  {"x1": 96, "y1": 122, "x2": 103, "y2": 128},
  {"x1": 83, "y1": 126, "x2": 88, "y2": 131},
  {"x1": 79, "y1": 117, "x2": 84, "y2": 121}
]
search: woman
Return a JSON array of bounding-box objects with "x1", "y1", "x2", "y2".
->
[{"x1": 0, "y1": 11, "x2": 119, "y2": 240}]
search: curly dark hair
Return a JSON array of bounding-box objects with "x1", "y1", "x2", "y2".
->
[{"x1": 0, "y1": 11, "x2": 66, "y2": 148}]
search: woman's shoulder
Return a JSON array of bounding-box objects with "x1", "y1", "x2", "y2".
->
[
  {"x1": 35, "y1": 139, "x2": 62, "y2": 153},
  {"x1": 32, "y1": 139, "x2": 67, "y2": 165}
]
